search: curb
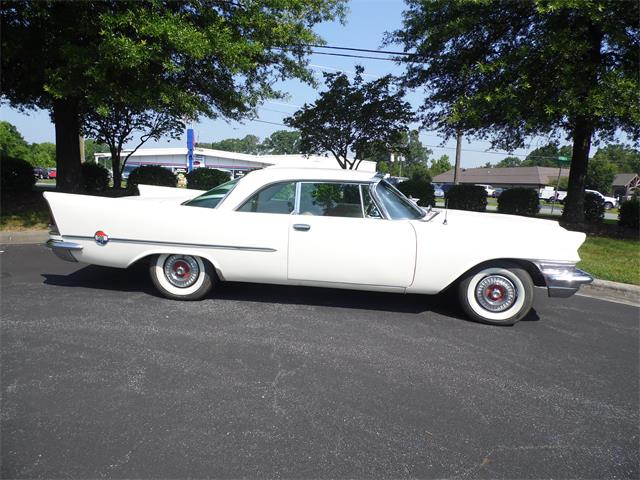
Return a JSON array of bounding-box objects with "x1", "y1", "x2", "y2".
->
[
  {"x1": 0, "y1": 229, "x2": 49, "y2": 245},
  {"x1": 591, "y1": 278, "x2": 640, "y2": 295}
]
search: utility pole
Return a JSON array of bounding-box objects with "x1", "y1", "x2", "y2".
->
[
  {"x1": 453, "y1": 129, "x2": 462, "y2": 184},
  {"x1": 79, "y1": 135, "x2": 85, "y2": 163}
]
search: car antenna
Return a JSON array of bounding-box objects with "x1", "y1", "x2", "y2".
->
[{"x1": 443, "y1": 197, "x2": 449, "y2": 225}]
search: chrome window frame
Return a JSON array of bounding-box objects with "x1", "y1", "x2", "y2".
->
[{"x1": 235, "y1": 180, "x2": 298, "y2": 215}]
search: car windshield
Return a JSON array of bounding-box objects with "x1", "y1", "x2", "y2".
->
[
  {"x1": 183, "y1": 178, "x2": 240, "y2": 209},
  {"x1": 375, "y1": 181, "x2": 426, "y2": 220}
]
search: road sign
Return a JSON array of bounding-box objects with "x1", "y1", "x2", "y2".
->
[{"x1": 558, "y1": 156, "x2": 569, "y2": 162}]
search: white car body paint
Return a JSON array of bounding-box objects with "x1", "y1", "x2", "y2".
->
[{"x1": 44, "y1": 167, "x2": 587, "y2": 296}]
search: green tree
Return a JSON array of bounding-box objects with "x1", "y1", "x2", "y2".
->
[
  {"x1": 285, "y1": 66, "x2": 414, "y2": 169},
  {"x1": 207, "y1": 135, "x2": 262, "y2": 155},
  {"x1": 585, "y1": 156, "x2": 617, "y2": 193},
  {"x1": 592, "y1": 144, "x2": 640, "y2": 174},
  {"x1": 430, "y1": 155, "x2": 452, "y2": 177},
  {"x1": 1, "y1": 1, "x2": 345, "y2": 191},
  {"x1": 496, "y1": 156, "x2": 522, "y2": 168},
  {"x1": 0, "y1": 121, "x2": 30, "y2": 160},
  {"x1": 28, "y1": 142, "x2": 56, "y2": 167},
  {"x1": 522, "y1": 143, "x2": 572, "y2": 167},
  {"x1": 84, "y1": 139, "x2": 109, "y2": 165},
  {"x1": 389, "y1": 0, "x2": 639, "y2": 222},
  {"x1": 260, "y1": 130, "x2": 301, "y2": 155}
]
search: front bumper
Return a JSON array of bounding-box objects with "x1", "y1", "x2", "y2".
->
[
  {"x1": 535, "y1": 261, "x2": 594, "y2": 298},
  {"x1": 45, "y1": 239, "x2": 83, "y2": 263}
]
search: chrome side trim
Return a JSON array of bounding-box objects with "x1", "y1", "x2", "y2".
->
[
  {"x1": 63, "y1": 235, "x2": 276, "y2": 253},
  {"x1": 45, "y1": 239, "x2": 83, "y2": 263},
  {"x1": 533, "y1": 261, "x2": 594, "y2": 298}
]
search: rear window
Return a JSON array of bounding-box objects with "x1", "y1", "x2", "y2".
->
[{"x1": 183, "y1": 178, "x2": 240, "y2": 209}]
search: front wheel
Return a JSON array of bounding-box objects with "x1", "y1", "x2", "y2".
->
[
  {"x1": 604, "y1": 202, "x2": 613, "y2": 210},
  {"x1": 458, "y1": 263, "x2": 534, "y2": 326},
  {"x1": 149, "y1": 254, "x2": 214, "y2": 300}
]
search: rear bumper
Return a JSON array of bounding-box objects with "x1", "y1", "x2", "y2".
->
[
  {"x1": 534, "y1": 261, "x2": 594, "y2": 298},
  {"x1": 45, "y1": 239, "x2": 83, "y2": 263}
]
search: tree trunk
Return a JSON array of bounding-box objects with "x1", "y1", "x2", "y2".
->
[
  {"x1": 110, "y1": 147, "x2": 122, "y2": 189},
  {"x1": 52, "y1": 99, "x2": 82, "y2": 192},
  {"x1": 562, "y1": 119, "x2": 593, "y2": 223}
]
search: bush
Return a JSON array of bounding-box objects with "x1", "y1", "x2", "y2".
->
[
  {"x1": 1, "y1": 155, "x2": 36, "y2": 193},
  {"x1": 444, "y1": 184, "x2": 487, "y2": 212},
  {"x1": 396, "y1": 179, "x2": 435, "y2": 207},
  {"x1": 186, "y1": 168, "x2": 230, "y2": 190},
  {"x1": 618, "y1": 198, "x2": 639, "y2": 230},
  {"x1": 583, "y1": 191, "x2": 604, "y2": 224},
  {"x1": 127, "y1": 165, "x2": 176, "y2": 194},
  {"x1": 81, "y1": 162, "x2": 109, "y2": 193},
  {"x1": 497, "y1": 188, "x2": 540, "y2": 216}
]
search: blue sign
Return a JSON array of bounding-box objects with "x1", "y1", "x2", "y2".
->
[{"x1": 187, "y1": 128, "x2": 194, "y2": 172}]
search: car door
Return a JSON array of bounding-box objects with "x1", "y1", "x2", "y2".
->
[{"x1": 287, "y1": 181, "x2": 417, "y2": 288}]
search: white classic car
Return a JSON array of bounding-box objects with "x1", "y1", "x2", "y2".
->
[{"x1": 44, "y1": 167, "x2": 593, "y2": 325}]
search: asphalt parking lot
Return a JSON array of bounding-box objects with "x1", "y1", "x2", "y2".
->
[{"x1": 1, "y1": 244, "x2": 639, "y2": 479}]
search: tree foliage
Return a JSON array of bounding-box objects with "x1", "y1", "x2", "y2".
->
[
  {"x1": 285, "y1": 66, "x2": 414, "y2": 169},
  {"x1": 429, "y1": 155, "x2": 452, "y2": 177},
  {"x1": 496, "y1": 156, "x2": 522, "y2": 168},
  {"x1": 260, "y1": 130, "x2": 302, "y2": 155},
  {"x1": 522, "y1": 143, "x2": 572, "y2": 167},
  {"x1": 1, "y1": 0, "x2": 346, "y2": 190},
  {"x1": 592, "y1": 144, "x2": 640, "y2": 174},
  {"x1": 389, "y1": 0, "x2": 639, "y2": 222},
  {"x1": 0, "y1": 121, "x2": 30, "y2": 161},
  {"x1": 585, "y1": 156, "x2": 617, "y2": 193}
]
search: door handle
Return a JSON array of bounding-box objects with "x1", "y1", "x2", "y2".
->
[{"x1": 293, "y1": 223, "x2": 311, "y2": 231}]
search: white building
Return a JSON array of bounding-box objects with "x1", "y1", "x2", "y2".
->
[{"x1": 95, "y1": 147, "x2": 376, "y2": 175}]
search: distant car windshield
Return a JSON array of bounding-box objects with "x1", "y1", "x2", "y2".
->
[
  {"x1": 375, "y1": 181, "x2": 426, "y2": 220},
  {"x1": 183, "y1": 178, "x2": 240, "y2": 209}
]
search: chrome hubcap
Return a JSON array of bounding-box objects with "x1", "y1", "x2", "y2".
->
[
  {"x1": 475, "y1": 275, "x2": 517, "y2": 312},
  {"x1": 164, "y1": 255, "x2": 199, "y2": 288}
]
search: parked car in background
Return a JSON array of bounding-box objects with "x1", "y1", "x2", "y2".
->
[
  {"x1": 433, "y1": 183, "x2": 445, "y2": 198},
  {"x1": 539, "y1": 186, "x2": 567, "y2": 203},
  {"x1": 585, "y1": 189, "x2": 618, "y2": 210},
  {"x1": 44, "y1": 167, "x2": 592, "y2": 326},
  {"x1": 33, "y1": 167, "x2": 49, "y2": 179},
  {"x1": 47, "y1": 168, "x2": 57, "y2": 179},
  {"x1": 476, "y1": 184, "x2": 496, "y2": 196},
  {"x1": 492, "y1": 187, "x2": 506, "y2": 198}
]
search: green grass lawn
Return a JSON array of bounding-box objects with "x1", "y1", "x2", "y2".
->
[{"x1": 578, "y1": 236, "x2": 640, "y2": 285}]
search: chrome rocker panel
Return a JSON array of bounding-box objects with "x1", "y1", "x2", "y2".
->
[
  {"x1": 45, "y1": 239, "x2": 83, "y2": 263},
  {"x1": 534, "y1": 261, "x2": 594, "y2": 298}
]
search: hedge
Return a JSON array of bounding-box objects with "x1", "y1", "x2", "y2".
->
[
  {"x1": 583, "y1": 191, "x2": 605, "y2": 224},
  {"x1": 81, "y1": 162, "x2": 109, "y2": 193},
  {"x1": 618, "y1": 197, "x2": 639, "y2": 230},
  {"x1": 1, "y1": 155, "x2": 36, "y2": 193},
  {"x1": 127, "y1": 165, "x2": 176, "y2": 194},
  {"x1": 444, "y1": 184, "x2": 487, "y2": 211},
  {"x1": 396, "y1": 179, "x2": 435, "y2": 207},
  {"x1": 186, "y1": 168, "x2": 230, "y2": 190},
  {"x1": 497, "y1": 188, "x2": 540, "y2": 216}
]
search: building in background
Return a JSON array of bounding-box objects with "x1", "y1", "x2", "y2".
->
[
  {"x1": 432, "y1": 166, "x2": 570, "y2": 190},
  {"x1": 611, "y1": 173, "x2": 640, "y2": 199},
  {"x1": 95, "y1": 147, "x2": 376, "y2": 177}
]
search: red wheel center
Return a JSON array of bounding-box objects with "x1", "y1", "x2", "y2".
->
[
  {"x1": 173, "y1": 260, "x2": 190, "y2": 278},
  {"x1": 486, "y1": 284, "x2": 505, "y2": 301}
]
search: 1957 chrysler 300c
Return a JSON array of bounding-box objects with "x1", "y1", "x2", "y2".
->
[{"x1": 44, "y1": 167, "x2": 593, "y2": 325}]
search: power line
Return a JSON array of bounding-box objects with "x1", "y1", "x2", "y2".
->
[
  {"x1": 310, "y1": 51, "x2": 399, "y2": 61},
  {"x1": 306, "y1": 44, "x2": 414, "y2": 57}
]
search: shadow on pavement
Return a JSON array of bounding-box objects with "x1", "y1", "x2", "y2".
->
[{"x1": 42, "y1": 264, "x2": 539, "y2": 324}]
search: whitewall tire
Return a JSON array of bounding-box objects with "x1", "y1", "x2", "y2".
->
[
  {"x1": 458, "y1": 263, "x2": 534, "y2": 326},
  {"x1": 150, "y1": 254, "x2": 214, "y2": 300}
]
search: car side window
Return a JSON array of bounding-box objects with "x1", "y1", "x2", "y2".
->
[
  {"x1": 237, "y1": 182, "x2": 296, "y2": 214},
  {"x1": 298, "y1": 182, "x2": 363, "y2": 218},
  {"x1": 361, "y1": 185, "x2": 383, "y2": 219}
]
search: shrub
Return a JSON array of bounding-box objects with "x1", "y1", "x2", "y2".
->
[
  {"x1": 497, "y1": 188, "x2": 540, "y2": 216},
  {"x1": 81, "y1": 162, "x2": 109, "y2": 193},
  {"x1": 186, "y1": 168, "x2": 230, "y2": 190},
  {"x1": 396, "y1": 179, "x2": 435, "y2": 207},
  {"x1": 127, "y1": 165, "x2": 176, "y2": 194},
  {"x1": 618, "y1": 198, "x2": 639, "y2": 230},
  {"x1": 444, "y1": 184, "x2": 487, "y2": 212},
  {"x1": 1, "y1": 155, "x2": 36, "y2": 193},
  {"x1": 583, "y1": 191, "x2": 604, "y2": 224}
]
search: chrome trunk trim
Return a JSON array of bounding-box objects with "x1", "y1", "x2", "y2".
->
[{"x1": 45, "y1": 239, "x2": 83, "y2": 263}]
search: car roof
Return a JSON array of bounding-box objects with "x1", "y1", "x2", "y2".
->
[{"x1": 218, "y1": 167, "x2": 380, "y2": 210}]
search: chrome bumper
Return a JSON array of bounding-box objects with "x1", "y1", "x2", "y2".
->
[
  {"x1": 535, "y1": 262, "x2": 594, "y2": 298},
  {"x1": 45, "y1": 239, "x2": 83, "y2": 263}
]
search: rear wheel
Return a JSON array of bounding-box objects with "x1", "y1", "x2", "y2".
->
[
  {"x1": 458, "y1": 262, "x2": 534, "y2": 326},
  {"x1": 149, "y1": 254, "x2": 214, "y2": 300},
  {"x1": 604, "y1": 202, "x2": 613, "y2": 210}
]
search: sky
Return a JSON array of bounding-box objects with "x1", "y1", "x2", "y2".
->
[{"x1": 1, "y1": 0, "x2": 580, "y2": 168}]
